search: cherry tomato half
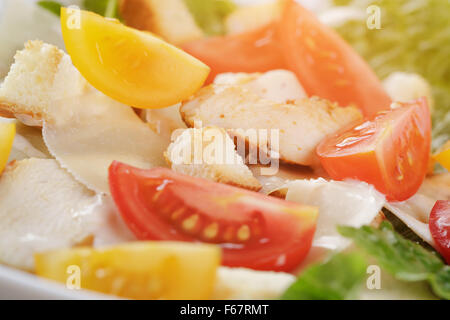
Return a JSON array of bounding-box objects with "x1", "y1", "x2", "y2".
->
[
  {"x1": 182, "y1": 22, "x2": 286, "y2": 84},
  {"x1": 429, "y1": 200, "x2": 450, "y2": 264},
  {"x1": 317, "y1": 97, "x2": 431, "y2": 201},
  {"x1": 277, "y1": 0, "x2": 391, "y2": 116},
  {"x1": 109, "y1": 162, "x2": 318, "y2": 272}
]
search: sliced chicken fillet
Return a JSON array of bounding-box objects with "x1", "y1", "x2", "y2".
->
[{"x1": 181, "y1": 85, "x2": 362, "y2": 166}]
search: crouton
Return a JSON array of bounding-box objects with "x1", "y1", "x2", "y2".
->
[
  {"x1": 119, "y1": 0, "x2": 204, "y2": 45},
  {"x1": 165, "y1": 126, "x2": 261, "y2": 191},
  {"x1": 0, "y1": 40, "x2": 88, "y2": 126}
]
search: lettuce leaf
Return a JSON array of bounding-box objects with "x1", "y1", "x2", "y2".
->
[
  {"x1": 339, "y1": 221, "x2": 449, "y2": 299},
  {"x1": 37, "y1": 1, "x2": 62, "y2": 16},
  {"x1": 339, "y1": 222, "x2": 443, "y2": 281},
  {"x1": 37, "y1": 0, "x2": 121, "y2": 19},
  {"x1": 281, "y1": 253, "x2": 367, "y2": 300},
  {"x1": 333, "y1": 0, "x2": 450, "y2": 149},
  {"x1": 183, "y1": 0, "x2": 236, "y2": 36},
  {"x1": 83, "y1": 0, "x2": 120, "y2": 19},
  {"x1": 429, "y1": 266, "x2": 450, "y2": 300}
]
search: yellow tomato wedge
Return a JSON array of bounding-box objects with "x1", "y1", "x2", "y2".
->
[
  {"x1": 0, "y1": 122, "x2": 15, "y2": 174},
  {"x1": 35, "y1": 242, "x2": 221, "y2": 300},
  {"x1": 433, "y1": 140, "x2": 450, "y2": 171},
  {"x1": 60, "y1": 8, "x2": 210, "y2": 109}
]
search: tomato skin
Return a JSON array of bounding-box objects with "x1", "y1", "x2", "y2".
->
[
  {"x1": 317, "y1": 97, "x2": 431, "y2": 201},
  {"x1": 277, "y1": 1, "x2": 391, "y2": 117},
  {"x1": 181, "y1": 22, "x2": 286, "y2": 84},
  {"x1": 109, "y1": 162, "x2": 318, "y2": 272},
  {"x1": 429, "y1": 201, "x2": 450, "y2": 264}
]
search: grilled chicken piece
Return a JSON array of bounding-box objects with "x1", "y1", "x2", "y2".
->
[
  {"x1": 165, "y1": 126, "x2": 261, "y2": 191},
  {"x1": 181, "y1": 85, "x2": 362, "y2": 166},
  {"x1": 214, "y1": 69, "x2": 307, "y2": 103},
  {"x1": 0, "y1": 159, "x2": 101, "y2": 271}
]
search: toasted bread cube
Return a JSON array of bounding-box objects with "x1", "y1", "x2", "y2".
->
[
  {"x1": 119, "y1": 0, "x2": 204, "y2": 45},
  {"x1": 0, "y1": 40, "x2": 87, "y2": 126},
  {"x1": 165, "y1": 126, "x2": 261, "y2": 191}
]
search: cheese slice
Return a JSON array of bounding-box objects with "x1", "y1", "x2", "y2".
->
[
  {"x1": 143, "y1": 103, "x2": 187, "y2": 142},
  {"x1": 8, "y1": 122, "x2": 50, "y2": 161},
  {"x1": 385, "y1": 173, "x2": 450, "y2": 247},
  {"x1": 42, "y1": 90, "x2": 168, "y2": 194},
  {"x1": 284, "y1": 178, "x2": 385, "y2": 267}
]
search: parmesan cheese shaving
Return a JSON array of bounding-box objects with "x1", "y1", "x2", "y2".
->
[
  {"x1": 284, "y1": 178, "x2": 385, "y2": 267},
  {"x1": 385, "y1": 173, "x2": 450, "y2": 247},
  {"x1": 42, "y1": 90, "x2": 168, "y2": 194}
]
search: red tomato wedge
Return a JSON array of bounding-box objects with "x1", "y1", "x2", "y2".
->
[
  {"x1": 317, "y1": 97, "x2": 431, "y2": 201},
  {"x1": 181, "y1": 22, "x2": 286, "y2": 84},
  {"x1": 277, "y1": 0, "x2": 391, "y2": 117},
  {"x1": 429, "y1": 200, "x2": 450, "y2": 264},
  {"x1": 109, "y1": 162, "x2": 318, "y2": 272}
]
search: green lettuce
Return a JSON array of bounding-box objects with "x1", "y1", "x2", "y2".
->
[
  {"x1": 281, "y1": 253, "x2": 367, "y2": 300},
  {"x1": 282, "y1": 222, "x2": 449, "y2": 300},
  {"x1": 429, "y1": 267, "x2": 450, "y2": 300},
  {"x1": 339, "y1": 221, "x2": 449, "y2": 299},
  {"x1": 333, "y1": 0, "x2": 450, "y2": 149},
  {"x1": 83, "y1": 0, "x2": 120, "y2": 19},
  {"x1": 183, "y1": 0, "x2": 236, "y2": 36},
  {"x1": 37, "y1": 1, "x2": 62, "y2": 16},
  {"x1": 37, "y1": 0, "x2": 121, "y2": 19}
]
